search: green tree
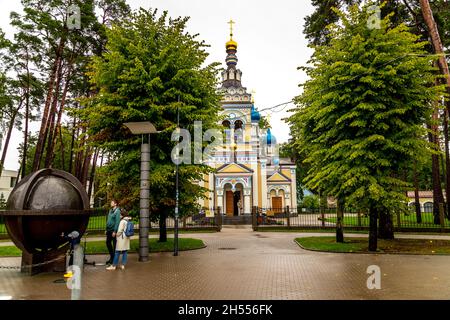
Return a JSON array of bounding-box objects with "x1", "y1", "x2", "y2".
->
[
  {"x1": 304, "y1": 0, "x2": 358, "y2": 46},
  {"x1": 7, "y1": 0, "x2": 130, "y2": 187},
  {"x1": 78, "y1": 8, "x2": 221, "y2": 242},
  {"x1": 288, "y1": 3, "x2": 443, "y2": 251},
  {"x1": 300, "y1": 195, "x2": 320, "y2": 210},
  {"x1": 258, "y1": 116, "x2": 271, "y2": 129}
]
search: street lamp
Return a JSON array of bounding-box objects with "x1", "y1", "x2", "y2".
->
[{"x1": 124, "y1": 121, "x2": 158, "y2": 262}]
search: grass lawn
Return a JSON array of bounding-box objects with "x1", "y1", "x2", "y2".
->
[
  {"x1": 0, "y1": 237, "x2": 205, "y2": 257},
  {"x1": 324, "y1": 212, "x2": 450, "y2": 228},
  {"x1": 295, "y1": 236, "x2": 450, "y2": 254}
]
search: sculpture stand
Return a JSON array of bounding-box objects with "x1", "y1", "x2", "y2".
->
[{"x1": 21, "y1": 247, "x2": 67, "y2": 275}]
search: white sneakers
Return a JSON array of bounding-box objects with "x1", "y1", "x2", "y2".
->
[{"x1": 106, "y1": 265, "x2": 125, "y2": 271}]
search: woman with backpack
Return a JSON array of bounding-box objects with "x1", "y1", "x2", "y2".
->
[{"x1": 106, "y1": 210, "x2": 132, "y2": 270}]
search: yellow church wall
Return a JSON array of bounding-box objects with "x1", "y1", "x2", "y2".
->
[
  {"x1": 258, "y1": 163, "x2": 262, "y2": 207},
  {"x1": 281, "y1": 169, "x2": 291, "y2": 179},
  {"x1": 204, "y1": 174, "x2": 209, "y2": 210},
  {"x1": 220, "y1": 163, "x2": 251, "y2": 173},
  {"x1": 267, "y1": 172, "x2": 289, "y2": 182}
]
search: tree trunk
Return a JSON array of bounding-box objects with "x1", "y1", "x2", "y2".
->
[
  {"x1": 80, "y1": 147, "x2": 92, "y2": 187},
  {"x1": 444, "y1": 107, "x2": 450, "y2": 219},
  {"x1": 427, "y1": 111, "x2": 445, "y2": 224},
  {"x1": 59, "y1": 124, "x2": 65, "y2": 171},
  {"x1": 74, "y1": 126, "x2": 84, "y2": 180},
  {"x1": 32, "y1": 38, "x2": 65, "y2": 172},
  {"x1": 378, "y1": 207, "x2": 394, "y2": 239},
  {"x1": 419, "y1": 0, "x2": 450, "y2": 90},
  {"x1": 69, "y1": 115, "x2": 77, "y2": 174},
  {"x1": 88, "y1": 149, "x2": 99, "y2": 200},
  {"x1": 159, "y1": 208, "x2": 168, "y2": 242},
  {"x1": 413, "y1": 160, "x2": 422, "y2": 223},
  {"x1": 22, "y1": 49, "x2": 31, "y2": 179},
  {"x1": 22, "y1": 97, "x2": 29, "y2": 179},
  {"x1": 369, "y1": 204, "x2": 378, "y2": 252},
  {"x1": 336, "y1": 198, "x2": 344, "y2": 243},
  {"x1": 44, "y1": 58, "x2": 65, "y2": 168},
  {"x1": 46, "y1": 66, "x2": 72, "y2": 168},
  {"x1": 420, "y1": 0, "x2": 450, "y2": 223},
  {"x1": 0, "y1": 103, "x2": 22, "y2": 177}
]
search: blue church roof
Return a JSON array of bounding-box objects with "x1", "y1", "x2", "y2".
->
[
  {"x1": 251, "y1": 104, "x2": 261, "y2": 122},
  {"x1": 266, "y1": 128, "x2": 276, "y2": 145}
]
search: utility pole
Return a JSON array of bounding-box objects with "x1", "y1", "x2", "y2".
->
[{"x1": 174, "y1": 97, "x2": 180, "y2": 256}]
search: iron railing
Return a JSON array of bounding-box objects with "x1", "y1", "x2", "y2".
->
[
  {"x1": 2, "y1": 205, "x2": 449, "y2": 238},
  {"x1": 0, "y1": 215, "x2": 6, "y2": 237},
  {"x1": 255, "y1": 206, "x2": 450, "y2": 232},
  {"x1": 0, "y1": 207, "x2": 221, "y2": 238}
]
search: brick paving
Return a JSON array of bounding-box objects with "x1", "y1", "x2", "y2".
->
[{"x1": 1, "y1": 226, "x2": 450, "y2": 300}]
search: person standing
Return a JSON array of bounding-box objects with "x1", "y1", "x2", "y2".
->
[
  {"x1": 107, "y1": 211, "x2": 132, "y2": 270},
  {"x1": 237, "y1": 199, "x2": 243, "y2": 215},
  {"x1": 105, "y1": 199, "x2": 121, "y2": 265}
]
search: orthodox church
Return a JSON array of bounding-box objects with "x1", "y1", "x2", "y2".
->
[{"x1": 199, "y1": 21, "x2": 297, "y2": 217}]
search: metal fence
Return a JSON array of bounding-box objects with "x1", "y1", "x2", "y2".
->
[
  {"x1": 2, "y1": 206, "x2": 449, "y2": 239},
  {"x1": 84, "y1": 208, "x2": 220, "y2": 234},
  {"x1": 255, "y1": 206, "x2": 450, "y2": 232},
  {"x1": 0, "y1": 208, "x2": 221, "y2": 239},
  {"x1": 0, "y1": 215, "x2": 6, "y2": 237}
]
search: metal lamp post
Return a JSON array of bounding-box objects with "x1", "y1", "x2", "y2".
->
[{"x1": 124, "y1": 122, "x2": 158, "y2": 262}]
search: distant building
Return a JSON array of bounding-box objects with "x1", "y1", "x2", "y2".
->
[
  {"x1": 0, "y1": 169, "x2": 19, "y2": 202},
  {"x1": 406, "y1": 191, "x2": 437, "y2": 213}
]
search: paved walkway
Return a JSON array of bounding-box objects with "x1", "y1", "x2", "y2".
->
[{"x1": 1, "y1": 226, "x2": 450, "y2": 300}]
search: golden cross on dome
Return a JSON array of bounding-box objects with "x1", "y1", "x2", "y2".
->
[
  {"x1": 228, "y1": 19, "x2": 235, "y2": 39},
  {"x1": 251, "y1": 89, "x2": 256, "y2": 103}
]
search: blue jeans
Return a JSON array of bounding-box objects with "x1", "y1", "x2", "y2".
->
[{"x1": 112, "y1": 250, "x2": 128, "y2": 266}]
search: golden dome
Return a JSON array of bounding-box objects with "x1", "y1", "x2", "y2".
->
[{"x1": 226, "y1": 38, "x2": 237, "y2": 50}]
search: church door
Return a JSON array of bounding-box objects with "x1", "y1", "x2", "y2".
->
[
  {"x1": 272, "y1": 197, "x2": 282, "y2": 213},
  {"x1": 226, "y1": 191, "x2": 234, "y2": 216}
]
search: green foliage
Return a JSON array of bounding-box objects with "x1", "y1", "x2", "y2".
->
[
  {"x1": 300, "y1": 194, "x2": 320, "y2": 209},
  {"x1": 289, "y1": 3, "x2": 444, "y2": 212},
  {"x1": 296, "y1": 236, "x2": 450, "y2": 254},
  {"x1": 0, "y1": 237, "x2": 205, "y2": 256},
  {"x1": 78, "y1": 8, "x2": 221, "y2": 217},
  {"x1": 304, "y1": 0, "x2": 358, "y2": 46},
  {"x1": 258, "y1": 116, "x2": 271, "y2": 129}
]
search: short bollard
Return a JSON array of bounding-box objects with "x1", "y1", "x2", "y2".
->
[{"x1": 66, "y1": 244, "x2": 84, "y2": 300}]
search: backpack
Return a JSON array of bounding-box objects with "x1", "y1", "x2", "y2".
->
[{"x1": 124, "y1": 220, "x2": 134, "y2": 237}]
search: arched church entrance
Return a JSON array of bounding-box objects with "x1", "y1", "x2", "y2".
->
[{"x1": 224, "y1": 183, "x2": 243, "y2": 216}]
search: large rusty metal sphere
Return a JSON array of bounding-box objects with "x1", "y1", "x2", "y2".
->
[{"x1": 5, "y1": 169, "x2": 90, "y2": 253}]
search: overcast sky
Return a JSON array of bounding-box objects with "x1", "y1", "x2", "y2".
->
[{"x1": 0, "y1": 0, "x2": 314, "y2": 171}]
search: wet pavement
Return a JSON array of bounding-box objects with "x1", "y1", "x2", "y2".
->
[{"x1": 1, "y1": 226, "x2": 450, "y2": 300}]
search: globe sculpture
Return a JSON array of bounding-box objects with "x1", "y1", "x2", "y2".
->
[{"x1": 3, "y1": 169, "x2": 90, "y2": 275}]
